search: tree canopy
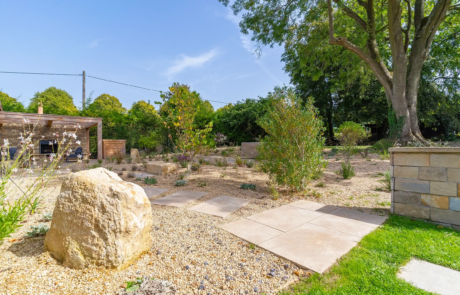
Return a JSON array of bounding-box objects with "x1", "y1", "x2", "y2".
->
[
  {"x1": 0, "y1": 92, "x2": 25, "y2": 112},
  {"x1": 27, "y1": 87, "x2": 78, "y2": 115}
]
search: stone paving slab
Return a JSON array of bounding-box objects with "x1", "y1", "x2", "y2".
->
[
  {"x1": 132, "y1": 172, "x2": 156, "y2": 179},
  {"x1": 247, "y1": 205, "x2": 324, "y2": 232},
  {"x1": 289, "y1": 200, "x2": 337, "y2": 213},
  {"x1": 398, "y1": 259, "x2": 460, "y2": 295},
  {"x1": 189, "y1": 196, "x2": 250, "y2": 218},
  {"x1": 151, "y1": 191, "x2": 207, "y2": 207},
  {"x1": 259, "y1": 223, "x2": 358, "y2": 273},
  {"x1": 143, "y1": 187, "x2": 169, "y2": 198},
  {"x1": 328, "y1": 208, "x2": 387, "y2": 226},
  {"x1": 220, "y1": 218, "x2": 283, "y2": 244},
  {"x1": 310, "y1": 209, "x2": 384, "y2": 237}
]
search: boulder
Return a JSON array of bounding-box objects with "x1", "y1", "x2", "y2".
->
[
  {"x1": 146, "y1": 161, "x2": 177, "y2": 175},
  {"x1": 130, "y1": 148, "x2": 140, "y2": 161},
  {"x1": 44, "y1": 168, "x2": 153, "y2": 270}
]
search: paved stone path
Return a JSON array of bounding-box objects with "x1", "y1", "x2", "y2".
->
[
  {"x1": 398, "y1": 259, "x2": 460, "y2": 295},
  {"x1": 221, "y1": 200, "x2": 387, "y2": 273},
  {"x1": 143, "y1": 187, "x2": 169, "y2": 198},
  {"x1": 150, "y1": 190, "x2": 207, "y2": 207},
  {"x1": 132, "y1": 172, "x2": 156, "y2": 179},
  {"x1": 189, "y1": 196, "x2": 250, "y2": 218}
]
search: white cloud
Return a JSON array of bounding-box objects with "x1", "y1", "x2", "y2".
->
[
  {"x1": 87, "y1": 40, "x2": 99, "y2": 49},
  {"x1": 225, "y1": 9, "x2": 258, "y2": 55},
  {"x1": 225, "y1": 9, "x2": 240, "y2": 25},
  {"x1": 165, "y1": 50, "x2": 217, "y2": 79}
]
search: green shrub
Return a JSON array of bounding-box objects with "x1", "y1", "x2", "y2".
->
[
  {"x1": 341, "y1": 162, "x2": 355, "y2": 179},
  {"x1": 26, "y1": 224, "x2": 49, "y2": 237},
  {"x1": 175, "y1": 180, "x2": 188, "y2": 186},
  {"x1": 191, "y1": 163, "x2": 201, "y2": 172},
  {"x1": 43, "y1": 212, "x2": 53, "y2": 221},
  {"x1": 371, "y1": 139, "x2": 393, "y2": 157},
  {"x1": 216, "y1": 158, "x2": 228, "y2": 167},
  {"x1": 245, "y1": 160, "x2": 254, "y2": 168},
  {"x1": 240, "y1": 183, "x2": 256, "y2": 190},
  {"x1": 257, "y1": 88, "x2": 325, "y2": 191},
  {"x1": 144, "y1": 177, "x2": 157, "y2": 185},
  {"x1": 336, "y1": 122, "x2": 369, "y2": 162},
  {"x1": 383, "y1": 170, "x2": 391, "y2": 190},
  {"x1": 125, "y1": 157, "x2": 133, "y2": 164},
  {"x1": 235, "y1": 156, "x2": 244, "y2": 167},
  {"x1": 97, "y1": 159, "x2": 103, "y2": 165}
]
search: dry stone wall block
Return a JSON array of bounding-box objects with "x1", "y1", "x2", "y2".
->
[
  {"x1": 418, "y1": 167, "x2": 447, "y2": 182},
  {"x1": 430, "y1": 181, "x2": 457, "y2": 197},
  {"x1": 394, "y1": 166, "x2": 418, "y2": 179},
  {"x1": 393, "y1": 153, "x2": 430, "y2": 167},
  {"x1": 430, "y1": 154, "x2": 460, "y2": 168},
  {"x1": 421, "y1": 194, "x2": 449, "y2": 209},
  {"x1": 394, "y1": 178, "x2": 429, "y2": 194},
  {"x1": 431, "y1": 208, "x2": 460, "y2": 226},
  {"x1": 44, "y1": 168, "x2": 153, "y2": 270},
  {"x1": 146, "y1": 161, "x2": 178, "y2": 175},
  {"x1": 393, "y1": 191, "x2": 421, "y2": 205},
  {"x1": 393, "y1": 203, "x2": 430, "y2": 219}
]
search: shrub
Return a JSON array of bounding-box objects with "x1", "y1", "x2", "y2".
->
[
  {"x1": 240, "y1": 183, "x2": 256, "y2": 190},
  {"x1": 144, "y1": 177, "x2": 158, "y2": 185},
  {"x1": 132, "y1": 166, "x2": 138, "y2": 171},
  {"x1": 122, "y1": 167, "x2": 127, "y2": 171},
  {"x1": 191, "y1": 163, "x2": 201, "y2": 172},
  {"x1": 383, "y1": 170, "x2": 391, "y2": 190},
  {"x1": 128, "y1": 172, "x2": 135, "y2": 178},
  {"x1": 43, "y1": 212, "x2": 53, "y2": 221},
  {"x1": 176, "y1": 154, "x2": 190, "y2": 168},
  {"x1": 175, "y1": 180, "x2": 188, "y2": 186},
  {"x1": 245, "y1": 160, "x2": 254, "y2": 168},
  {"x1": 125, "y1": 157, "x2": 133, "y2": 164},
  {"x1": 221, "y1": 150, "x2": 228, "y2": 157},
  {"x1": 235, "y1": 156, "x2": 244, "y2": 167},
  {"x1": 97, "y1": 159, "x2": 103, "y2": 165},
  {"x1": 371, "y1": 139, "x2": 393, "y2": 157},
  {"x1": 257, "y1": 88, "x2": 325, "y2": 191},
  {"x1": 216, "y1": 158, "x2": 228, "y2": 167},
  {"x1": 336, "y1": 122, "x2": 369, "y2": 163},
  {"x1": 115, "y1": 155, "x2": 124, "y2": 165},
  {"x1": 26, "y1": 224, "x2": 49, "y2": 237},
  {"x1": 341, "y1": 162, "x2": 355, "y2": 179},
  {"x1": 214, "y1": 133, "x2": 228, "y2": 146}
]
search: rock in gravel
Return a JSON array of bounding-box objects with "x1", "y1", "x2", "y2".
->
[
  {"x1": 44, "y1": 168, "x2": 153, "y2": 270},
  {"x1": 117, "y1": 276, "x2": 176, "y2": 295}
]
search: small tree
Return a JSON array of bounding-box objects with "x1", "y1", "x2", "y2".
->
[
  {"x1": 257, "y1": 88, "x2": 325, "y2": 191},
  {"x1": 161, "y1": 84, "x2": 213, "y2": 165},
  {"x1": 336, "y1": 122, "x2": 369, "y2": 163}
]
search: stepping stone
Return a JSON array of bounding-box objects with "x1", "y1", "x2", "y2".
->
[
  {"x1": 247, "y1": 205, "x2": 323, "y2": 232},
  {"x1": 132, "y1": 172, "x2": 156, "y2": 179},
  {"x1": 398, "y1": 259, "x2": 460, "y2": 295},
  {"x1": 143, "y1": 187, "x2": 169, "y2": 198},
  {"x1": 189, "y1": 196, "x2": 250, "y2": 218},
  {"x1": 289, "y1": 200, "x2": 337, "y2": 213},
  {"x1": 259, "y1": 223, "x2": 358, "y2": 273},
  {"x1": 310, "y1": 208, "x2": 386, "y2": 237},
  {"x1": 220, "y1": 218, "x2": 283, "y2": 244},
  {"x1": 150, "y1": 191, "x2": 207, "y2": 207}
]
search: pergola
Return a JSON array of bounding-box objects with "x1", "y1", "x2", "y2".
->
[{"x1": 0, "y1": 111, "x2": 103, "y2": 160}]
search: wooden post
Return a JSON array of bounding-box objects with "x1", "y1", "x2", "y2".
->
[
  {"x1": 82, "y1": 71, "x2": 86, "y2": 110},
  {"x1": 97, "y1": 121, "x2": 102, "y2": 160},
  {"x1": 85, "y1": 128, "x2": 90, "y2": 159}
]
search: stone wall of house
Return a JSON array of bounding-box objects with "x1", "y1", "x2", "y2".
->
[
  {"x1": 0, "y1": 124, "x2": 88, "y2": 156},
  {"x1": 390, "y1": 147, "x2": 460, "y2": 231}
]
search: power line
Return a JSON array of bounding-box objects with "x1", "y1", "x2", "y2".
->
[
  {"x1": 0, "y1": 70, "x2": 229, "y2": 104},
  {"x1": 0, "y1": 71, "x2": 81, "y2": 76}
]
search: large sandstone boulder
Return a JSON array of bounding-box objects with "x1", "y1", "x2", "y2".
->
[
  {"x1": 44, "y1": 168, "x2": 153, "y2": 270},
  {"x1": 130, "y1": 148, "x2": 140, "y2": 162},
  {"x1": 146, "y1": 161, "x2": 177, "y2": 175}
]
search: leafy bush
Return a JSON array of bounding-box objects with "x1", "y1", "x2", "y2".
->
[
  {"x1": 115, "y1": 155, "x2": 124, "y2": 165},
  {"x1": 221, "y1": 150, "x2": 228, "y2": 157},
  {"x1": 257, "y1": 88, "x2": 325, "y2": 191},
  {"x1": 126, "y1": 157, "x2": 133, "y2": 164},
  {"x1": 336, "y1": 122, "x2": 369, "y2": 162},
  {"x1": 26, "y1": 224, "x2": 49, "y2": 237},
  {"x1": 216, "y1": 158, "x2": 228, "y2": 167},
  {"x1": 371, "y1": 139, "x2": 393, "y2": 158},
  {"x1": 43, "y1": 212, "x2": 53, "y2": 221},
  {"x1": 214, "y1": 133, "x2": 228, "y2": 146},
  {"x1": 191, "y1": 163, "x2": 201, "y2": 172},
  {"x1": 245, "y1": 160, "x2": 255, "y2": 168},
  {"x1": 341, "y1": 162, "x2": 355, "y2": 179},
  {"x1": 97, "y1": 159, "x2": 103, "y2": 165},
  {"x1": 176, "y1": 154, "x2": 190, "y2": 168},
  {"x1": 128, "y1": 172, "x2": 135, "y2": 178},
  {"x1": 383, "y1": 170, "x2": 391, "y2": 190},
  {"x1": 235, "y1": 156, "x2": 244, "y2": 167},
  {"x1": 240, "y1": 183, "x2": 256, "y2": 190},
  {"x1": 144, "y1": 177, "x2": 157, "y2": 185},
  {"x1": 175, "y1": 180, "x2": 188, "y2": 186}
]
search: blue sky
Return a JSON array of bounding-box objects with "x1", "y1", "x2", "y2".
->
[{"x1": 0, "y1": 1, "x2": 291, "y2": 111}]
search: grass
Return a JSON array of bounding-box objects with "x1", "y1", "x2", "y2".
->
[{"x1": 281, "y1": 215, "x2": 460, "y2": 295}]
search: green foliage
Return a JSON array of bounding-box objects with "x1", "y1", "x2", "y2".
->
[
  {"x1": 215, "y1": 158, "x2": 228, "y2": 167},
  {"x1": 27, "y1": 87, "x2": 78, "y2": 115},
  {"x1": 26, "y1": 224, "x2": 49, "y2": 237},
  {"x1": 371, "y1": 139, "x2": 393, "y2": 158},
  {"x1": 43, "y1": 212, "x2": 53, "y2": 221},
  {"x1": 29, "y1": 197, "x2": 42, "y2": 214},
  {"x1": 0, "y1": 92, "x2": 25, "y2": 112},
  {"x1": 257, "y1": 87, "x2": 325, "y2": 191},
  {"x1": 341, "y1": 162, "x2": 355, "y2": 179},
  {"x1": 382, "y1": 170, "x2": 391, "y2": 191},
  {"x1": 144, "y1": 177, "x2": 157, "y2": 185},
  {"x1": 235, "y1": 156, "x2": 244, "y2": 167},
  {"x1": 337, "y1": 122, "x2": 369, "y2": 163},
  {"x1": 124, "y1": 278, "x2": 143, "y2": 292},
  {"x1": 240, "y1": 183, "x2": 256, "y2": 191},
  {"x1": 191, "y1": 163, "x2": 201, "y2": 172},
  {"x1": 245, "y1": 160, "x2": 254, "y2": 168},
  {"x1": 175, "y1": 180, "x2": 187, "y2": 186}
]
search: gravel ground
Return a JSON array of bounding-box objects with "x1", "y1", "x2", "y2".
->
[{"x1": 0, "y1": 151, "x2": 390, "y2": 294}]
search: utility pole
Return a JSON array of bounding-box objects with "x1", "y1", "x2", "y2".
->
[{"x1": 82, "y1": 70, "x2": 86, "y2": 110}]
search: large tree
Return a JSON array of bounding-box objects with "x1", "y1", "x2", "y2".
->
[
  {"x1": 0, "y1": 92, "x2": 26, "y2": 112},
  {"x1": 27, "y1": 87, "x2": 78, "y2": 115},
  {"x1": 220, "y1": 0, "x2": 459, "y2": 143}
]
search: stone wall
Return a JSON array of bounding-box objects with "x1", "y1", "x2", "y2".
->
[
  {"x1": 0, "y1": 124, "x2": 88, "y2": 156},
  {"x1": 390, "y1": 147, "x2": 460, "y2": 231}
]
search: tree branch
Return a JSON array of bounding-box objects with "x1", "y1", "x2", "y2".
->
[
  {"x1": 333, "y1": 0, "x2": 368, "y2": 30},
  {"x1": 414, "y1": 0, "x2": 425, "y2": 31},
  {"x1": 424, "y1": 0, "x2": 453, "y2": 49},
  {"x1": 403, "y1": 0, "x2": 412, "y2": 53}
]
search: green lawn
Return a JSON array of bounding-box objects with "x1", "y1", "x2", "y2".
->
[{"x1": 281, "y1": 215, "x2": 460, "y2": 294}]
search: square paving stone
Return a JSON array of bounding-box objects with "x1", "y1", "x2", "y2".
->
[
  {"x1": 150, "y1": 191, "x2": 207, "y2": 207},
  {"x1": 259, "y1": 223, "x2": 358, "y2": 273},
  {"x1": 310, "y1": 208, "x2": 387, "y2": 237},
  {"x1": 189, "y1": 196, "x2": 250, "y2": 218},
  {"x1": 143, "y1": 187, "x2": 169, "y2": 198},
  {"x1": 398, "y1": 259, "x2": 460, "y2": 295},
  {"x1": 132, "y1": 172, "x2": 156, "y2": 179},
  {"x1": 247, "y1": 205, "x2": 323, "y2": 232},
  {"x1": 220, "y1": 218, "x2": 283, "y2": 244},
  {"x1": 289, "y1": 200, "x2": 337, "y2": 214}
]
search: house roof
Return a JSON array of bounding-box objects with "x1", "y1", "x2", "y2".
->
[{"x1": 0, "y1": 111, "x2": 102, "y2": 128}]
